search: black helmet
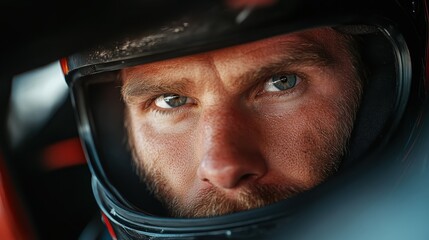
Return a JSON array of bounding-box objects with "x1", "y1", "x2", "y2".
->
[{"x1": 62, "y1": 0, "x2": 429, "y2": 239}]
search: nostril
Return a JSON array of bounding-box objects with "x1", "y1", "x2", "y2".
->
[{"x1": 240, "y1": 173, "x2": 257, "y2": 182}]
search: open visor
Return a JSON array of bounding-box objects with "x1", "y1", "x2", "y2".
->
[{"x1": 64, "y1": 0, "x2": 424, "y2": 239}]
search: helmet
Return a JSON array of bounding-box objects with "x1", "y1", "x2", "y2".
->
[{"x1": 62, "y1": 0, "x2": 429, "y2": 239}]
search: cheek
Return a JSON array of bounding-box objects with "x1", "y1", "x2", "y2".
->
[
  {"x1": 129, "y1": 109, "x2": 198, "y2": 195},
  {"x1": 257, "y1": 110, "x2": 315, "y2": 183},
  {"x1": 256, "y1": 95, "x2": 352, "y2": 186}
]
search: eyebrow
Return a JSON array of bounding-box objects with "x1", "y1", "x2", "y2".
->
[
  {"x1": 121, "y1": 40, "x2": 336, "y2": 103},
  {"x1": 234, "y1": 41, "x2": 335, "y2": 90},
  {"x1": 121, "y1": 74, "x2": 193, "y2": 104}
]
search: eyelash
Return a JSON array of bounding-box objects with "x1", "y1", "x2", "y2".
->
[
  {"x1": 151, "y1": 108, "x2": 176, "y2": 116},
  {"x1": 254, "y1": 71, "x2": 307, "y2": 99},
  {"x1": 143, "y1": 96, "x2": 194, "y2": 116}
]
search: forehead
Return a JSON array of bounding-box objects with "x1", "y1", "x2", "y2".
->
[{"x1": 122, "y1": 27, "x2": 346, "y2": 76}]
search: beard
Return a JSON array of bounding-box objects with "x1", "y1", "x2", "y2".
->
[
  {"x1": 138, "y1": 163, "x2": 305, "y2": 218},
  {"x1": 178, "y1": 185, "x2": 301, "y2": 217}
]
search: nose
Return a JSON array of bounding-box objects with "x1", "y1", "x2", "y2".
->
[{"x1": 197, "y1": 105, "x2": 267, "y2": 189}]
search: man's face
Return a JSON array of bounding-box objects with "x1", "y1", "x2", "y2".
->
[{"x1": 121, "y1": 27, "x2": 362, "y2": 218}]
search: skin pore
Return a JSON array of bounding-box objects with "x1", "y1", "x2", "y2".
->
[{"x1": 121, "y1": 27, "x2": 363, "y2": 218}]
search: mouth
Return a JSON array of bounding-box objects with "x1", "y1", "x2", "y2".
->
[{"x1": 169, "y1": 183, "x2": 304, "y2": 218}]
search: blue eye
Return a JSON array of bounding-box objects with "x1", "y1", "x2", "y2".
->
[
  {"x1": 264, "y1": 74, "x2": 300, "y2": 92},
  {"x1": 154, "y1": 94, "x2": 194, "y2": 109}
]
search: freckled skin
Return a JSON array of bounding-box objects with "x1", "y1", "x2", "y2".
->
[{"x1": 123, "y1": 27, "x2": 362, "y2": 217}]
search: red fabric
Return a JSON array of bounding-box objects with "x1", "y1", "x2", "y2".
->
[
  {"x1": 42, "y1": 138, "x2": 87, "y2": 170},
  {"x1": 102, "y1": 212, "x2": 118, "y2": 240},
  {"x1": 0, "y1": 152, "x2": 36, "y2": 240}
]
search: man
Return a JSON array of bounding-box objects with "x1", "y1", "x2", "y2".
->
[
  {"x1": 120, "y1": 26, "x2": 363, "y2": 218},
  {"x1": 58, "y1": 0, "x2": 427, "y2": 238}
]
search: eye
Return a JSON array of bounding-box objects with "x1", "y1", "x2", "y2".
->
[
  {"x1": 264, "y1": 74, "x2": 301, "y2": 92},
  {"x1": 154, "y1": 93, "x2": 195, "y2": 109}
]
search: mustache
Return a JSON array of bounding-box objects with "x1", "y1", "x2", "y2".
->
[{"x1": 169, "y1": 183, "x2": 306, "y2": 218}]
